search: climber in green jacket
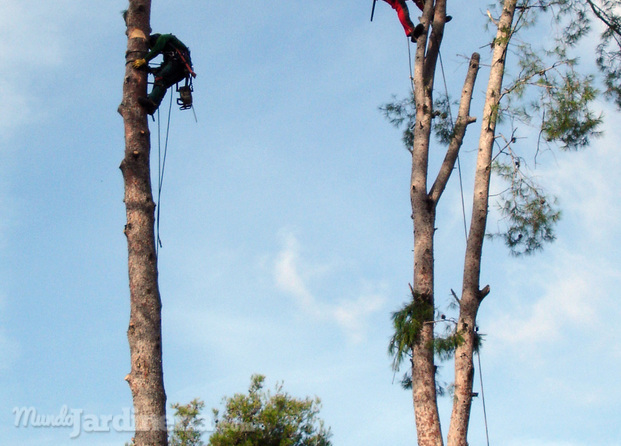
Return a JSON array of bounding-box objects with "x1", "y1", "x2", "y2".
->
[{"x1": 133, "y1": 33, "x2": 195, "y2": 114}]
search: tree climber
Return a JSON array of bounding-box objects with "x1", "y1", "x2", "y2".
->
[
  {"x1": 132, "y1": 33, "x2": 195, "y2": 115},
  {"x1": 381, "y1": 0, "x2": 451, "y2": 41}
]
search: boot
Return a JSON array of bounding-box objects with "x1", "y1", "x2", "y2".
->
[
  {"x1": 138, "y1": 97, "x2": 158, "y2": 115},
  {"x1": 410, "y1": 24, "x2": 425, "y2": 41}
]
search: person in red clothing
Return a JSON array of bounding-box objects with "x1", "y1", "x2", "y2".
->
[{"x1": 382, "y1": 0, "x2": 450, "y2": 41}]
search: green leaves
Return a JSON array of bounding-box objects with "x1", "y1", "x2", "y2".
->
[
  {"x1": 432, "y1": 96, "x2": 455, "y2": 145},
  {"x1": 388, "y1": 289, "x2": 486, "y2": 391},
  {"x1": 540, "y1": 72, "x2": 603, "y2": 150},
  {"x1": 167, "y1": 377, "x2": 331, "y2": 446},
  {"x1": 556, "y1": 0, "x2": 621, "y2": 109},
  {"x1": 170, "y1": 399, "x2": 206, "y2": 446},
  {"x1": 594, "y1": 0, "x2": 621, "y2": 108},
  {"x1": 433, "y1": 332, "x2": 466, "y2": 362},
  {"x1": 379, "y1": 92, "x2": 417, "y2": 152},
  {"x1": 209, "y1": 374, "x2": 332, "y2": 446},
  {"x1": 379, "y1": 92, "x2": 458, "y2": 151},
  {"x1": 490, "y1": 159, "x2": 561, "y2": 255},
  {"x1": 388, "y1": 296, "x2": 434, "y2": 372}
]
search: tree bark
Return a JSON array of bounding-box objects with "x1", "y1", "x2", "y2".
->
[
  {"x1": 119, "y1": 2, "x2": 168, "y2": 445},
  {"x1": 408, "y1": 1, "x2": 459, "y2": 443},
  {"x1": 446, "y1": 2, "x2": 518, "y2": 445},
  {"x1": 409, "y1": 50, "x2": 479, "y2": 446}
]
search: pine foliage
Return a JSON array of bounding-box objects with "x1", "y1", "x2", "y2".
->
[{"x1": 209, "y1": 375, "x2": 332, "y2": 446}]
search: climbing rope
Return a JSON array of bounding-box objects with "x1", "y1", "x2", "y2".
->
[
  {"x1": 406, "y1": 37, "x2": 468, "y2": 238},
  {"x1": 477, "y1": 349, "x2": 491, "y2": 446},
  {"x1": 407, "y1": 36, "x2": 415, "y2": 93},
  {"x1": 438, "y1": 50, "x2": 469, "y2": 240},
  {"x1": 155, "y1": 91, "x2": 174, "y2": 257}
]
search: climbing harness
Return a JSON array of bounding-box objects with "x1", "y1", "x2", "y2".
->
[
  {"x1": 174, "y1": 47, "x2": 196, "y2": 78},
  {"x1": 173, "y1": 47, "x2": 197, "y2": 119},
  {"x1": 147, "y1": 44, "x2": 197, "y2": 114}
]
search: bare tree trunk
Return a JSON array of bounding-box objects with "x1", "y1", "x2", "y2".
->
[
  {"x1": 408, "y1": 50, "x2": 479, "y2": 446},
  {"x1": 408, "y1": 1, "x2": 444, "y2": 442},
  {"x1": 119, "y1": 2, "x2": 168, "y2": 445},
  {"x1": 447, "y1": 2, "x2": 518, "y2": 445},
  {"x1": 409, "y1": 207, "x2": 442, "y2": 446},
  {"x1": 408, "y1": 3, "x2": 482, "y2": 445}
]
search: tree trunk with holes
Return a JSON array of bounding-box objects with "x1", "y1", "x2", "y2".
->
[{"x1": 118, "y1": 2, "x2": 168, "y2": 445}]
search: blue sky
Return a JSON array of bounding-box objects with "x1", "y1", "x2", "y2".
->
[{"x1": 1, "y1": 1, "x2": 620, "y2": 445}]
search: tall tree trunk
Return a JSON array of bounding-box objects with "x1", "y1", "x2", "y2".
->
[
  {"x1": 409, "y1": 199, "x2": 442, "y2": 446},
  {"x1": 409, "y1": 48, "x2": 479, "y2": 446},
  {"x1": 119, "y1": 2, "x2": 168, "y2": 445},
  {"x1": 407, "y1": 0, "x2": 478, "y2": 443},
  {"x1": 408, "y1": 1, "x2": 451, "y2": 443},
  {"x1": 447, "y1": 2, "x2": 518, "y2": 445}
]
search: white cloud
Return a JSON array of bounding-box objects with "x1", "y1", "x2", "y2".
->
[
  {"x1": 331, "y1": 294, "x2": 385, "y2": 342},
  {"x1": 273, "y1": 233, "x2": 320, "y2": 316},
  {"x1": 488, "y1": 105, "x2": 621, "y2": 349},
  {"x1": 273, "y1": 231, "x2": 385, "y2": 342},
  {"x1": 0, "y1": 0, "x2": 75, "y2": 136},
  {"x1": 488, "y1": 250, "x2": 614, "y2": 347}
]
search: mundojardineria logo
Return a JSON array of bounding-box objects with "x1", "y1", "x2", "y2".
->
[{"x1": 12, "y1": 405, "x2": 210, "y2": 438}]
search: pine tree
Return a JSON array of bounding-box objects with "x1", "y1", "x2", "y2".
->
[
  {"x1": 208, "y1": 375, "x2": 332, "y2": 446},
  {"x1": 381, "y1": 0, "x2": 604, "y2": 444},
  {"x1": 170, "y1": 400, "x2": 206, "y2": 446},
  {"x1": 119, "y1": 2, "x2": 168, "y2": 445}
]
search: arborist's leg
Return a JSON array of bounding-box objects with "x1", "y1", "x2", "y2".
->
[
  {"x1": 140, "y1": 62, "x2": 187, "y2": 114},
  {"x1": 381, "y1": 0, "x2": 453, "y2": 43},
  {"x1": 383, "y1": 0, "x2": 416, "y2": 37},
  {"x1": 148, "y1": 78, "x2": 168, "y2": 109}
]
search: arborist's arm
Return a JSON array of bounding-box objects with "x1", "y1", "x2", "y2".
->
[
  {"x1": 133, "y1": 34, "x2": 176, "y2": 69},
  {"x1": 144, "y1": 34, "x2": 173, "y2": 62}
]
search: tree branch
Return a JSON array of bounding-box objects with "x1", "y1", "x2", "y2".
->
[
  {"x1": 585, "y1": 0, "x2": 621, "y2": 38},
  {"x1": 429, "y1": 53, "x2": 480, "y2": 203}
]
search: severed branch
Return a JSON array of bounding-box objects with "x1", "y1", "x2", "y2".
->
[{"x1": 429, "y1": 52, "x2": 480, "y2": 203}]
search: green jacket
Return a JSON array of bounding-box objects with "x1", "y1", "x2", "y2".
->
[{"x1": 144, "y1": 34, "x2": 189, "y2": 62}]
